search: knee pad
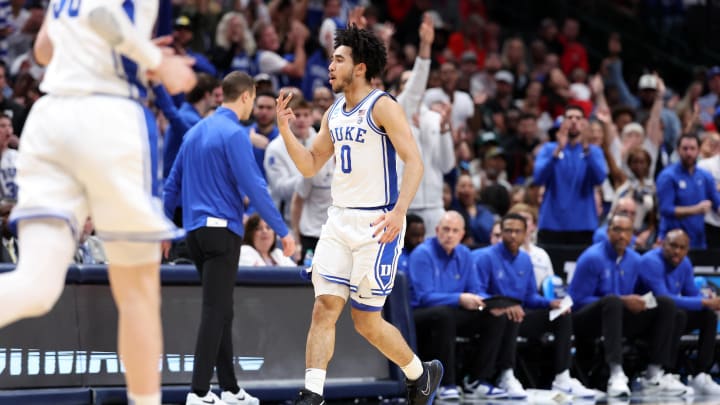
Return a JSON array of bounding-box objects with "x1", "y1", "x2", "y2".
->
[{"x1": 104, "y1": 240, "x2": 161, "y2": 266}]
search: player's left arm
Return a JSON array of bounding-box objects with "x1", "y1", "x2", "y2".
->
[{"x1": 371, "y1": 96, "x2": 424, "y2": 244}]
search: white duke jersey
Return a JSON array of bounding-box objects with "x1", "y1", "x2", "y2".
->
[
  {"x1": 327, "y1": 89, "x2": 398, "y2": 208},
  {"x1": 0, "y1": 148, "x2": 17, "y2": 201},
  {"x1": 41, "y1": 0, "x2": 157, "y2": 99}
]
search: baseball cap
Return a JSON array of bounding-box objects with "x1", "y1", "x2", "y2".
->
[
  {"x1": 494, "y1": 70, "x2": 514, "y2": 85},
  {"x1": 621, "y1": 122, "x2": 645, "y2": 138},
  {"x1": 174, "y1": 15, "x2": 192, "y2": 29},
  {"x1": 461, "y1": 51, "x2": 478, "y2": 64},
  {"x1": 638, "y1": 74, "x2": 658, "y2": 90},
  {"x1": 476, "y1": 131, "x2": 499, "y2": 146},
  {"x1": 484, "y1": 146, "x2": 506, "y2": 160},
  {"x1": 569, "y1": 83, "x2": 591, "y2": 101},
  {"x1": 707, "y1": 66, "x2": 720, "y2": 80}
]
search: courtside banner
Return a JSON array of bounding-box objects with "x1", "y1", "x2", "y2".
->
[{"x1": 0, "y1": 265, "x2": 389, "y2": 388}]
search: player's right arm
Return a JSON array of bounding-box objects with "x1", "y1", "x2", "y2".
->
[
  {"x1": 85, "y1": 3, "x2": 196, "y2": 94},
  {"x1": 276, "y1": 93, "x2": 334, "y2": 177},
  {"x1": 33, "y1": 16, "x2": 52, "y2": 66}
]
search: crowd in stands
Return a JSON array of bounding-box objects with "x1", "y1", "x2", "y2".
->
[{"x1": 0, "y1": 0, "x2": 719, "y2": 400}]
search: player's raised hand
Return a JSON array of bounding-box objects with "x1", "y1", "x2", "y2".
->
[
  {"x1": 371, "y1": 209, "x2": 404, "y2": 244},
  {"x1": 276, "y1": 92, "x2": 296, "y2": 130},
  {"x1": 151, "y1": 52, "x2": 196, "y2": 95}
]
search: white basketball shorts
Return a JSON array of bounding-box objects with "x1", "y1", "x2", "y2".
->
[
  {"x1": 311, "y1": 205, "x2": 405, "y2": 311},
  {"x1": 9, "y1": 95, "x2": 183, "y2": 242}
]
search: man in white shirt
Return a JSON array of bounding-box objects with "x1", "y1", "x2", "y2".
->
[
  {"x1": 396, "y1": 14, "x2": 455, "y2": 237},
  {"x1": 265, "y1": 98, "x2": 316, "y2": 225},
  {"x1": 698, "y1": 143, "x2": 720, "y2": 248}
]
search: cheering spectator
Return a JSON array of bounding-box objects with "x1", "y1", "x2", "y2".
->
[{"x1": 239, "y1": 214, "x2": 297, "y2": 267}]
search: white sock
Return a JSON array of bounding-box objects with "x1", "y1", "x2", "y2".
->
[
  {"x1": 500, "y1": 368, "x2": 514, "y2": 380},
  {"x1": 400, "y1": 355, "x2": 423, "y2": 381},
  {"x1": 128, "y1": 392, "x2": 161, "y2": 405},
  {"x1": 646, "y1": 364, "x2": 663, "y2": 379},
  {"x1": 555, "y1": 369, "x2": 570, "y2": 382},
  {"x1": 610, "y1": 363, "x2": 624, "y2": 378},
  {"x1": 305, "y1": 368, "x2": 326, "y2": 395}
]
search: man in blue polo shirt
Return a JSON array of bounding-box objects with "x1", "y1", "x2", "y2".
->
[
  {"x1": 408, "y1": 211, "x2": 510, "y2": 400},
  {"x1": 568, "y1": 214, "x2": 690, "y2": 398},
  {"x1": 638, "y1": 228, "x2": 720, "y2": 395},
  {"x1": 656, "y1": 133, "x2": 720, "y2": 249},
  {"x1": 164, "y1": 71, "x2": 295, "y2": 405},
  {"x1": 473, "y1": 213, "x2": 594, "y2": 399},
  {"x1": 534, "y1": 105, "x2": 607, "y2": 245}
]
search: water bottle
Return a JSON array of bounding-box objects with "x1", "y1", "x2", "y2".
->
[
  {"x1": 303, "y1": 249, "x2": 314, "y2": 269},
  {"x1": 300, "y1": 249, "x2": 314, "y2": 281}
]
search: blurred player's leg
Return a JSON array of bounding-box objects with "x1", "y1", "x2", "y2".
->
[
  {"x1": 106, "y1": 241, "x2": 162, "y2": 404},
  {"x1": 0, "y1": 218, "x2": 74, "y2": 327}
]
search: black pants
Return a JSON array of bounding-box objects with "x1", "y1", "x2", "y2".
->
[
  {"x1": 705, "y1": 223, "x2": 720, "y2": 249},
  {"x1": 572, "y1": 295, "x2": 677, "y2": 368},
  {"x1": 186, "y1": 227, "x2": 242, "y2": 394},
  {"x1": 519, "y1": 309, "x2": 573, "y2": 374},
  {"x1": 413, "y1": 306, "x2": 513, "y2": 385},
  {"x1": 672, "y1": 308, "x2": 718, "y2": 373},
  {"x1": 299, "y1": 234, "x2": 320, "y2": 264},
  {"x1": 537, "y1": 230, "x2": 594, "y2": 246}
]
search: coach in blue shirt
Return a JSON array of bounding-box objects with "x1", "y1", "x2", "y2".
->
[
  {"x1": 656, "y1": 134, "x2": 720, "y2": 249},
  {"x1": 474, "y1": 213, "x2": 593, "y2": 398},
  {"x1": 568, "y1": 214, "x2": 686, "y2": 397},
  {"x1": 534, "y1": 105, "x2": 607, "y2": 245},
  {"x1": 164, "y1": 71, "x2": 294, "y2": 404},
  {"x1": 638, "y1": 229, "x2": 720, "y2": 395},
  {"x1": 408, "y1": 211, "x2": 510, "y2": 400}
]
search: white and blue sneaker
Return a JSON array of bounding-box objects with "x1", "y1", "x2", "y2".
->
[
  {"x1": 637, "y1": 372, "x2": 694, "y2": 397},
  {"x1": 186, "y1": 391, "x2": 227, "y2": 405},
  {"x1": 463, "y1": 377, "x2": 508, "y2": 399},
  {"x1": 497, "y1": 369, "x2": 528, "y2": 399},
  {"x1": 221, "y1": 388, "x2": 260, "y2": 405},
  {"x1": 436, "y1": 386, "x2": 461, "y2": 401},
  {"x1": 689, "y1": 372, "x2": 720, "y2": 395},
  {"x1": 552, "y1": 375, "x2": 596, "y2": 398}
]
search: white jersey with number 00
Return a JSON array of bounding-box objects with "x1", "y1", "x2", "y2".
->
[
  {"x1": 41, "y1": 0, "x2": 157, "y2": 99},
  {"x1": 327, "y1": 89, "x2": 398, "y2": 208}
]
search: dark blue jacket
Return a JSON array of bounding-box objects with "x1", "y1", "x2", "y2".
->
[
  {"x1": 163, "y1": 107, "x2": 288, "y2": 238},
  {"x1": 638, "y1": 247, "x2": 703, "y2": 311},
  {"x1": 473, "y1": 243, "x2": 550, "y2": 308},
  {"x1": 656, "y1": 163, "x2": 720, "y2": 248},
  {"x1": 567, "y1": 240, "x2": 641, "y2": 309},
  {"x1": 408, "y1": 238, "x2": 480, "y2": 308},
  {"x1": 534, "y1": 142, "x2": 607, "y2": 231}
]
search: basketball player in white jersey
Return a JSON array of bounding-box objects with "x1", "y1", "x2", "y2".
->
[
  {"x1": 276, "y1": 26, "x2": 443, "y2": 405},
  {"x1": 0, "y1": 2, "x2": 195, "y2": 405}
]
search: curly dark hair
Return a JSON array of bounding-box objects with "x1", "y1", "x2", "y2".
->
[{"x1": 333, "y1": 24, "x2": 387, "y2": 82}]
